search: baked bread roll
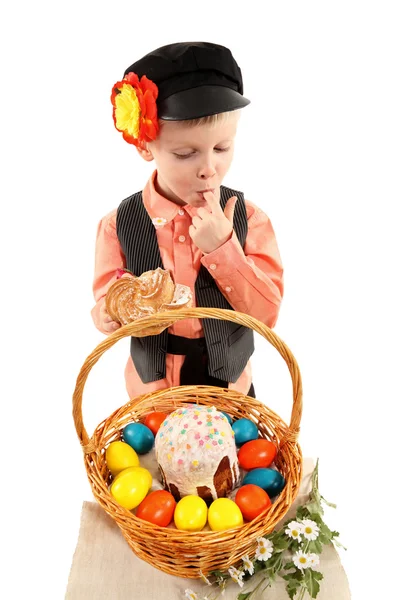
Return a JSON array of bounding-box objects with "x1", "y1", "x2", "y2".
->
[{"x1": 105, "y1": 268, "x2": 192, "y2": 335}]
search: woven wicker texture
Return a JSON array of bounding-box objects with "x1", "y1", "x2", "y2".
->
[{"x1": 73, "y1": 308, "x2": 303, "y2": 578}]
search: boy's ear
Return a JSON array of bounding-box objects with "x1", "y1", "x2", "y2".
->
[{"x1": 136, "y1": 144, "x2": 154, "y2": 162}]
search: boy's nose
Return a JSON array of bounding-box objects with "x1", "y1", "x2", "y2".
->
[{"x1": 197, "y1": 162, "x2": 216, "y2": 179}]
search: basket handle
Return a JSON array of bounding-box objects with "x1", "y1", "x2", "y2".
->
[{"x1": 73, "y1": 308, "x2": 303, "y2": 452}]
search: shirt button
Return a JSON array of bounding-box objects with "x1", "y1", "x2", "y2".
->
[
  {"x1": 209, "y1": 263, "x2": 217, "y2": 270},
  {"x1": 225, "y1": 286, "x2": 232, "y2": 292},
  {"x1": 178, "y1": 209, "x2": 184, "y2": 216},
  {"x1": 178, "y1": 235, "x2": 186, "y2": 242}
]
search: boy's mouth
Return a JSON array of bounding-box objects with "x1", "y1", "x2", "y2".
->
[{"x1": 197, "y1": 188, "x2": 215, "y2": 193}]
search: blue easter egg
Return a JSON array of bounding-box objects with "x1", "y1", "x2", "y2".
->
[
  {"x1": 231, "y1": 418, "x2": 258, "y2": 447},
  {"x1": 122, "y1": 422, "x2": 154, "y2": 454},
  {"x1": 242, "y1": 468, "x2": 286, "y2": 497},
  {"x1": 221, "y1": 411, "x2": 233, "y2": 425}
]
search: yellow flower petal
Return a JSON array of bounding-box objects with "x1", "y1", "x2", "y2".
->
[{"x1": 115, "y1": 84, "x2": 141, "y2": 139}]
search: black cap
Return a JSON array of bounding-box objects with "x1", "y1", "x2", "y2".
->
[{"x1": 123, "y1": 42, "x2": 250, "y2": 121}]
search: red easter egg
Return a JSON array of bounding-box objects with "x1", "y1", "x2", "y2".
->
[
  {"x1": 144, "y1": 411, "x2": 169, "y2": 435},
  {"x1": 235, "y1": 484, "x2": 271, "y2": 520},
  {"x1": 237, "y1": 439, "x2": 277, "y2": 470},
  {"x1": 136, "y1": 490, "x2": 176, "y2": 527}
]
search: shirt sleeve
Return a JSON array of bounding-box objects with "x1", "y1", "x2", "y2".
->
[
  {"x1": 91, "y1": 209, "x2": 126, "y2": 334},
  {"x1": 200, "y1": 200, "x2": 284, "y2": 328}
]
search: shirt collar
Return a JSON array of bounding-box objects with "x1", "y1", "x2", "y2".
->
[{"x1": 143, "y1": 170, "x2": 210, "y2": 227}]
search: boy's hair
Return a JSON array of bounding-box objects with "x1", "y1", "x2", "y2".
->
[{"x1": 159, "y1": 110, "x2": 240, "y2": 129}]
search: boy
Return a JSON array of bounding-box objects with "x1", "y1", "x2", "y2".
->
[{"x1": 91, "y1": 42, "x2": 284, "y2": 400}]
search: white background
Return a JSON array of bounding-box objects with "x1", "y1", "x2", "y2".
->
[{"x1": 1, "y1": 1, "x2": 399, "y2": 599}]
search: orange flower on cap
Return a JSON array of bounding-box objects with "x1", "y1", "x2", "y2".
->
[{"x1": 111, "y1": 72, "x2": 159, "y2": 147}]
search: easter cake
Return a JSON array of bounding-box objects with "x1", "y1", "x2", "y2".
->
[{"x1": 154, "y1": 405, "x2": 240, "y2": 503}]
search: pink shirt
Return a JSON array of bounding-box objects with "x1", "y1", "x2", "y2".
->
[{"x1": 92, "y1": 171, "x2": 284, "y2": 398}]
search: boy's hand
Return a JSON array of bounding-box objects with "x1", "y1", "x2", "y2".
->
[
  {"x1": 188, "y1": 190, "x2": 237, "y2": 254},
  {"x1": 100, "y1": 302, "x2": 121, "y2": 333}
]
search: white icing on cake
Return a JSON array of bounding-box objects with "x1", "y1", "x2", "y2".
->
[{"x1": 155, "y1": 404, "x2": 239, "y2": 500}]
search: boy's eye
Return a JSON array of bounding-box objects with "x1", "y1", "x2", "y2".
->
[
  {"x1": 173, "y1": 147, "x2": 230, "y2": 159},
  {"x1": 174, "y1": 153, "x2": 195, "y2": 159}
]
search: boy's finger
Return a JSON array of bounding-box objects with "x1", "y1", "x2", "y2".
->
[{"x1": 203, "y1": 190, "x2": 222, "y2": 214}]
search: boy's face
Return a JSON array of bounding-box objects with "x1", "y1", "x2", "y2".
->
[{"x1": 142, "y1": 112, "x2": 239, "y2": 207}]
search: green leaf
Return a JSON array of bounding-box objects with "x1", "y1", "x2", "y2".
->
[
  {"x1": 319, "y1": 521, "x2": 333, "y2": 536},
  {"x1": 307, "y1": 512, "x2": 324, "y2": 524},
  {"x1": 296, "y1": 506, "x2": 310, "y2": 520},
  {"x1": 270, "y1": 530, "x2": 283, "y2": 541},
  {"x1": 320, "y1": 494, "x2": 337, "y2": 509},
  {"x1": 267, "y1": 553, "x2": 284, "y2": 571},
  {"x1": 311, "y1": 570, "x2": 323, "y2": 581},
  {"x1": 282, "y1": 570, "x2": 304, "y2": 582},
  {"x1": 253, "y1": 560, "x2": 266, "y2": 574},
  {"x1": 285, "y1": 579, "x2": 302, "y2": 599},
  {"x1": 267, "y1": 569, "x2": 278, "y2": 582},
  {"x1": 283, "y1": 561, "x2": 296, "y2": 570},
  {"x1": 304, "y1": 501, "x2": 323, "y2": 516},
  {"x1": 209, "y1": 569, "x2": 225, "y2": 578},
  {"x1": 304, "y1": 569, "x2": 321, "y2": 598},
  {"x1": 306, "y1": 539, "x2": 323, "y2": 554},
  {"x1": 273, "y1": 536, "x2": 290, "y2": 551},
  {"x1": 318, "y1": 532, "x2": 332, "y2": 545},
  {"x1": 332, "y1": 537, "x2": 347, "y2": 550},
  {"x1": 287, "y1": 538, "x2": 302, "y2": 553},
  {"x1": 237, "y1": 593, "x2": 252, "y2": 600}
]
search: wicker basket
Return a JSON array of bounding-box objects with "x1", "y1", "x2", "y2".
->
[{"x1": 73, "y1": 307, "x2": 303, "y2": 579}]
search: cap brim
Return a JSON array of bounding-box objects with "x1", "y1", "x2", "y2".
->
[{"x1": 157, "y1": 85, "x2": 250, "y2": 121}]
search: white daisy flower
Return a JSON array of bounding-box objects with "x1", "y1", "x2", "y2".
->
[
  {"x1": 199, "y1": 570, "x2": 212, "y2": 585},
  {"x1": 256, "y1": 536, "x2": 272, "y2": 548},
  {"x1": 285, "y1": 520, "x2": 305, "y2": 540},
  {"x1": 308, "y1": 553, "x2": 320, "y2": 570},
  {"x1": 293, "y1": 550, "x2": 311, "y2": 571},
  {"x1": 228, "y1": 566, "x2": 244, "y2": 587},
  {"x1": 152, "y1": 216, "x2": 167, "y2": 228},
  {"x1": 184, "y1": 590, "x2": 198, "y2": 600},
  {"x1": 242, "y1": 554, "x2": 255, "y2": 575},
  {"x1": 302, "y1": 519, "x2": 320, "y2": 541},
  {"x1": 255, "y1": 538, "x2": 274, "y2": 561}
]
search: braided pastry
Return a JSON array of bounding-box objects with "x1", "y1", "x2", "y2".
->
[{"x1": 105, "y1": 268, "x2": 192, "y2": 335}]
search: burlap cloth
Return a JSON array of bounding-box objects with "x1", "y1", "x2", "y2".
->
[{"x1": 65, "y1": 458, "x2": 351, "y2": 599}]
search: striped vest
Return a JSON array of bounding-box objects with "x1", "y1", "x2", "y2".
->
[{"x1": 116, "y1": 185, "x2": 254, "y2": 384}]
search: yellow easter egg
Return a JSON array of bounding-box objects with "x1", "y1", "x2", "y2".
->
[
  {"x1": 174, "y1": 495, "x2": 208, "y2": 532},
  {"x1": 208, "y1": 498, "x2": 243, "y2": 531},
  {"x1": 105, "y1": 441, "x2": 139, "y2": 476},
  {"x1": 113, "y1": 466, "x2": 152, "y2": 489},
  {"x1": 110, "y1": 466, "x2": 152, "y2": 510}
]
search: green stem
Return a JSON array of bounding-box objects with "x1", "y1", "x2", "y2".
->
[
  {"x1": 260, "y1": 579, "x2": 272, "y2": 595},
  {"x1": 243, "y1": 573, "x2": 271, "y2": 599},
  {"x1": 297, "y1": 586, "x2": 307, "y2": 600}
]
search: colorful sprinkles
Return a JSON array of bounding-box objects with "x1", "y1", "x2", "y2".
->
[{"x1": 157, "y1": 404, "x2": 234, "y2": 452}]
